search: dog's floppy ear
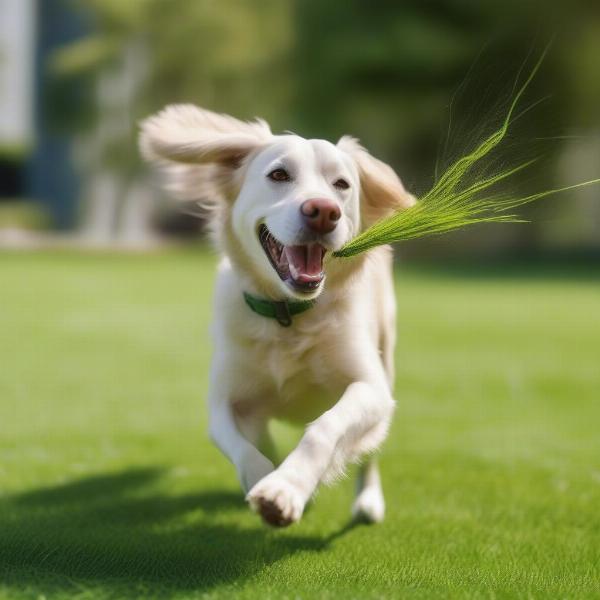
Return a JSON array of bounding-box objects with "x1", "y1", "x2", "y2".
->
[
  {"x1": 139, "y1": 104, "x2": 273, "y2": 205},
  {"x1": 140, "y1": 104, "x2": 272, "y2": 165},
  {"x1": 338, "y1": 135, "x2": 416, "y2": 228}
]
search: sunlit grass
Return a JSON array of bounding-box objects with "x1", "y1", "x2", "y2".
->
[{"x1": 1, "y1": 250, "x2": 599, "y2": 599}]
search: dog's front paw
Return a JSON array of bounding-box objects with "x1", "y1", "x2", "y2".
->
[{"x1": 246, "y1": 472, "x2": 306, "y2": 527}]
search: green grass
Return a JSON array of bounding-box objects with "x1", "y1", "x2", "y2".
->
[{"x1": 1, "y1": 249, "x2": 599, "y2": 599}]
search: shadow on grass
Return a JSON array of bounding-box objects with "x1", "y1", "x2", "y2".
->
[{"x1": 0, "y1": 468, "x2": 352, "y2": 596}]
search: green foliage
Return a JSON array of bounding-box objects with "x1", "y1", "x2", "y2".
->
[
  {"x1": 51, "y1": 36, "x2": 117, "y2": 76},
  {"x1": 1, "y1": 251, "x2": 599, "y2": 598},
  {"x1": 0, "y1": 144, "x2": 30, "y2": 162},
  {"x1": 51, "y1": 0, "x2": 293, "y2": 172},
  {"x1": 48, "y1": 1, "x2": 600, "y2": 250},
  {"x1": 0, "y1": 201, "x2": 51, "y2": 230}
]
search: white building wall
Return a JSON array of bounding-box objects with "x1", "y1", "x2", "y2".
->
[{"x1": 0, "y1": 0, "x2": 35, "y2": 150}]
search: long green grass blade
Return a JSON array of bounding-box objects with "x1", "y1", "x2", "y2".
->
[{"x1": 333, "y1": 47, "x2": 599, "y2": 258}]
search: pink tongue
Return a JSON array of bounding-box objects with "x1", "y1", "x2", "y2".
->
[{"x1": 285, "y1": 245, "x2": 324, "y2": 281}]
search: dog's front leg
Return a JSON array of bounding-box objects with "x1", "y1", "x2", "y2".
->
[
  {"x1": 247, "y1": 380, "x2": 394, "y2": 527},
  {"x1": 208, "y1": 378, "x2": 275, "y2": 493}
]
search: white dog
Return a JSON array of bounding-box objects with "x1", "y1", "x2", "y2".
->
[{"x1": 140, "y1": 106, "x2": 415, "y2": 526}]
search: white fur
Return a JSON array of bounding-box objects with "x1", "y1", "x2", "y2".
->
[{"x1": 140, "y1": 105, "x2": 415, "y2": 526}]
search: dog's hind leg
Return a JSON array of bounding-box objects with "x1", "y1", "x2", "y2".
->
[
  {"x1": 349, "y1": 306, "x2": 392, "y2": 524},
  {"x1": 352, "y1": 457, "x2": 385, "y2": 523}
]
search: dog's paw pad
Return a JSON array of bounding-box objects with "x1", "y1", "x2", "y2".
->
[
  {"x1": 247, "y1": 475, "x2": 304, "y2": 527},
  {"x1": 254, "y1": 496, "x2": 295, "y2": 527},
  {"x1": 352, "y1": 487, "x2": 385, "y2": 524}
]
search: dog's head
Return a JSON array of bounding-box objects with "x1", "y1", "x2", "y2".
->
[{"x1": 140, "y1": 105, "x2": 414, "y2": 300}]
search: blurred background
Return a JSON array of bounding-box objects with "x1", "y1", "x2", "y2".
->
[{"x1": 1, "y1": 0, "x2": 599, "y2": 256}]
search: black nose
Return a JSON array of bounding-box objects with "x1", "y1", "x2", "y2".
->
[{"x1": 300, "y1": 198, "x2": 341, "y2": 234}]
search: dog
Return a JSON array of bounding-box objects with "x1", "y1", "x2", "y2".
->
[{"x1": 139, "y1": 105, "x2": 415, "y2": 526}]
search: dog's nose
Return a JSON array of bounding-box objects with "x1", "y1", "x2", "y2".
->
[{"x1": 300, "y1": 198, "x2": 341, "y2": 234}]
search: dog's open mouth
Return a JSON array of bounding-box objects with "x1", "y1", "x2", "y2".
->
[{"x1": 258, "y1": 224, "x2": 326, "y2": 293}]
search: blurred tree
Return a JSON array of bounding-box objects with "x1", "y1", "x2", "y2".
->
[
  {"x1": 50, "y1": 0, "x2": 600, "y2": 253},
  {"x1": 50, "y1": 0, "x2": 293, "y2": 243},
  {"x1": 289, "y1": 0, "x2": 600, "y2": 255}
]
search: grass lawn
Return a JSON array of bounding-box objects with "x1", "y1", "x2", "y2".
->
[{"x1": 1, "y1": 249, "x2": 599, "y2": 599}]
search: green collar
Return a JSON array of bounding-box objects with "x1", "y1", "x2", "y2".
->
[{"x1": 243, "y1": 292, "x2": 315, "y2": 327}]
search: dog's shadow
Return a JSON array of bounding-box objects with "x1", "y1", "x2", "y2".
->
[{"x1": 0, "y1": 467, "x2": 359, "y2": 595}]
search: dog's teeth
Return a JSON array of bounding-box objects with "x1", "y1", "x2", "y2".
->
[
  {"x1": 278, "y1": 247, "x2": 286, "y2": 265},
  {"x1": 288, "y1": 261, "x2": 299, "y2": 279}
]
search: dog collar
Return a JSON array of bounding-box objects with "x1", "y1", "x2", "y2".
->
[{"x1": 243, "y1": 292, "x2": 315, "y2": 327}]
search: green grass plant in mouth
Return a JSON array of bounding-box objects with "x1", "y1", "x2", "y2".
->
[{"x1": 334, "y1": 47, "x2": 600, "y2": 258}]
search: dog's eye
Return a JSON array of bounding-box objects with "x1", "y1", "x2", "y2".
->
[
  {"x1": 333, "y1": 178, "x2": 350, "y2": 190},
  {"x1": 267, "y1": 168, "x2": 291, "y2": 182}
]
